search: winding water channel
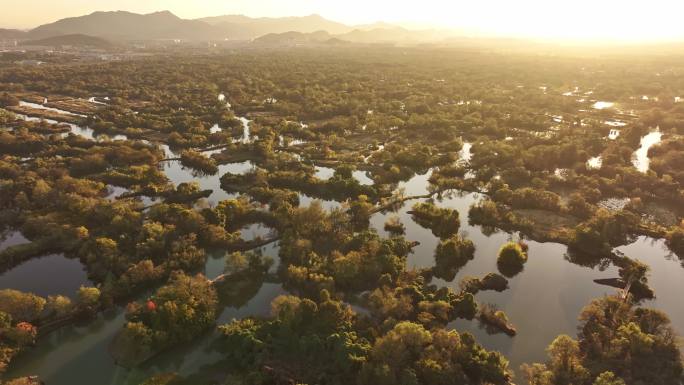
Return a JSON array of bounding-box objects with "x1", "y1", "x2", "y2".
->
[
  {"x1": 18, "y1": 101, "x2": 87, "y2": 118},
  {"x1": 633, "y1": 130, "x2": 662, "y2": 173}
]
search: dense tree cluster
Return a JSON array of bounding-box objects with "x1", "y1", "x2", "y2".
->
[
  {"x1": 179, "y1": 150, "x2": 219, "y2": 175},
  {"x1": 522, "y1": 296, "x2": 683, "y2": 385},
  {"x1": 112, "y1": 272, "x2": 218, "y2": 367},
  {"x1": 433, "y1": 235, "x2": 475, "y2": 281},
  {"x1": 410, "y1": 201, "x2": 461, "y2": 239},
  {"x1": 496, "y1": 241, "x2": 529, "y2": 278},
  {"x1": 220, "y1": 287, "x2": 511, "y2": 385}
]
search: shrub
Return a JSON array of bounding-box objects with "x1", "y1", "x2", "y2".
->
[
  {"x1": 496, "y1": 242, "x2": 528, "y2": 277},
  {"x1": 434, "y1": 235, "x2": 475, "y2": 281},
  {"x1": 411, "y1": 201, "x2": 460, "y2": 239}
]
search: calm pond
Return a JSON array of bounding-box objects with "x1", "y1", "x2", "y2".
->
[
  {"x1": 0, "y1": 231, "x2": 91, "y2": 298},
  {"x1": 160, "y1": 144, "x2": 254, "y2": 207},
  {"x1": 0, "y1": 254, "x2": 91, "y2": 299}
]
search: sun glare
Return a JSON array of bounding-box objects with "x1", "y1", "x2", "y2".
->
[{"x1": 315, "y1": 0, "x2": 684, "y2": 42}]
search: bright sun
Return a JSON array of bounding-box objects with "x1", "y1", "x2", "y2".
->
[{"x1": 319, "y1": 0, "x2": 684, "y2": 42}]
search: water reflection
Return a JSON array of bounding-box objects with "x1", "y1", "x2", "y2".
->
[
  {"x1": 236, "y1": 117, "x2": 251, "y2": 144},
  {"x1": 370, "y1": 170, "x2": 684, "y2": 372},
  {"x1": 592, "y1": 101, "x2": 614, "y2": 110},
  {"x1": 161, "y1": 143, "x2": 254, "y2": 207},
  {"x1": 298, "y1": 193, "x2": 344, "y2": 211},
  {"x1": 209, "y1": 124, "x2": 222, "y2": 134},
  {"x1": 66, "y1": 124, "x2": 95, "y2": 140},
  {"x1": 16, "y1": 113, "x2": 97, "y2": 140},
  {"x1": 0, "y1": 230, "x2": 29, "y2": 252},
  {"x1": 587, "y1": 156, "x2": 602, "y2": 169},
  {"x1": 19, "y1": 101, "x2": 87, "y2": 118},
  {"x1": 396, "y1": 169, "x2": 432, "y2": 196},
  {"x1": 371, "y1": 188, "x2": 621, "y2": 372},
  {"x1": 633, "y1": 130, "x2": 662, "y2": 173},
  {"x1": 5, "y1": 307, "x2": 133, "y2": 385},
  {"x1": 217, "y1": 283, "x2": 284, "y2": 323},
  {"x1": 88, "y1": 97, "x2": 109, "y2": 105},
  {"x1": 314, "y1": 165, "x2": 334, "y2": 180},
  {"x1": 313, "y1": 166, "x2": 373, "y2": 186},
  {"x1": 616, "y1": 237, "x2": 684, "y2": 345},
  {"x1": 352, "y1": 170, "x2": 374, "y2": 185},
  {"x1": 278, "y1": 135, "x2": 307, "y2": 147},
  {"x1": 0, "y1": 254, "x2": 91, "y2": 298},
  {"x1": 240, "y1": 223, "x2": 276, "y2": 242},
  {"x1": 106, "y1": 186, "x2": 129, "y2": 201},
  {"x1": 449, "y1": 238, "x2": 618, "y2": 372},
  {"x1": 458, "y1": 142, "x2": 473, "y2": 164}
]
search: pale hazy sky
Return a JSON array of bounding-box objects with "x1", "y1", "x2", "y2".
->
[{"x1": 2, "y1": 0, "x2": 684, "y2": 41}]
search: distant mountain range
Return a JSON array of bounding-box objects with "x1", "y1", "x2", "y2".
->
[
  {"x1": 29, "y1": 11, "x2": 217, "y2": 41},
  {"x1": 254, "y1": 31, "x2": 334, "y2": 45},
  {"x1": 197, "y1": 14, "x2": 354, "y2": 39},
  {"x1": 252, "y1": 28, "x2": 448, "y2": 46},
  {"x1": 0, "y1": 10, "x2": 459, "y2": 45}
]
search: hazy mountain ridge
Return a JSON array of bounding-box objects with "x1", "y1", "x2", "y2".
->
[
  {"x1": 254, "y1": 30, "x2": 333, "y2": 45},
  {"x1": 28, "y1": 11, "x2": 217, "y2": 40},
  {"x1": 198, "y1": 13, "x2": 353, "y2": 38},
  {"x1": 253, "y1": 28, "x2": 450, "y2": 46},
  {"x1": 15, "y1": 10, "x2": 447, "y2": 44}
]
